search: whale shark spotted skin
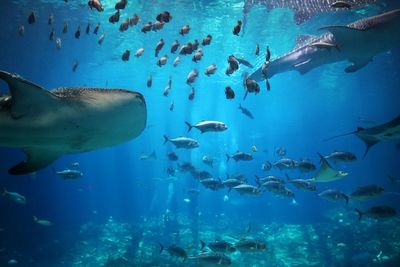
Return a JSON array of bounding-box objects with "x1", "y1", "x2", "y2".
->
[
  {"x1": 250, "y1": 9, "x2": 400, "y2": 81},
  {"x1": 0, "y1": 70, "x2": 147, "y2": 175},
  {"x1": 243, "y1": 0, "x2": 377, "y2": 25},
  {"x1": 327, "y1": 114, "x2": 400, "y2": 157}
]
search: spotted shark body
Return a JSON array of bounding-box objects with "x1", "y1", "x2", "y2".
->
[
  {"x1": 0, "y1": 70, "x2": 147, "y2": 175},
  {"x1": 250, "y1": 9, "x2": 400, "y2": 81},
  {"x1": 243, "y1": 0, "x2": 377, "y2": 25}
]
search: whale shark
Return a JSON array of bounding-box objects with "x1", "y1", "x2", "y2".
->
[
  {"x1": 250, "y1": 9, "x2": 400, "y2": 82},
  {"x1": 243, "y1": 0, "x2": 377, "y2": 25},
  {"x1": 326, "y1": 114, "x2": 400, "y2": 157},
  {"x1": 0, "y1": 70, "x2": 147, "y2": 175}
]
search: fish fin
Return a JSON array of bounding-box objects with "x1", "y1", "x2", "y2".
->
[
  {"x1": 345, "y1": 57, "x2": 372, "y2": 73},
  {"x1": 0, "y1": 70, "x2": 59, "y2": 119},
  {"x1": 355, "y1": 208, "x2": 363, "y2": 221},
  {"x1": 9, "y1": 149, "x2": 60, "y2": 175},
  {"x1": 200, "y1": 240, "x2": 206, "y2": 250},
  {"x1": 184, "y1": 121, "x2": 193, "y2": 132},
  {"x1": 293, "y1": 59, "x2": 312, "y2": 74},
  {"x1": 226, "y1": 154, "x2": 230, "y2": 162},
  {"x1": 360, "y1": 138, "x2": 379, "y2": 158},
  {"x1": 163, "y1": 135, "x2": 169, "y2": 144},
  {"x1": 293, "y1": 9, "x2": 315, "y2": 25}
]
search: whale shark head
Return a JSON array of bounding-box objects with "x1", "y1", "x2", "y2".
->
[{"x1": 0, "y1": 70, "x2": 147, "y2": 175}]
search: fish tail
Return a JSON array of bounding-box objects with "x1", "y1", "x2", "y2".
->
[
  {"x1": 324, "y1": 130, "x2": 356, "y2": 142},
  {"x1": 200, "y1": 240, "x2": 206, "y2": 250},
  {"x1": 163, "y1": 135, "x2": 169, "y2": 144},
  {"x1": 226, "y1": 154, "x2": 231, "y2": 162},
  {"x1": 355, "y1": 209, "x2": 363, "y2": 221},
  {"x1": 159, "y1": 243, "x2": 164, "y2": 254},
  {"x1": 184, "y1": 121, "x2": 193, "y2": 132}
]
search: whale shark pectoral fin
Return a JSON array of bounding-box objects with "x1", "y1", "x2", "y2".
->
[
  {"x1": 293, "y1": 59, "x2": 312, "y2": 74},
  {"x1": 345, "y1": 58, "x2": 372, "y2": 73},
  {"x1": 8, "y1": 149, "x2": 60, "y2": 175},
  {"x1": 0, "y1": 70, "x2": 57, "y2": 119}
]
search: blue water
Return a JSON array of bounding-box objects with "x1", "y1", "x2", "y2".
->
[{"x1": 0, "y1": 0, "x2": 400, "y2": 266}]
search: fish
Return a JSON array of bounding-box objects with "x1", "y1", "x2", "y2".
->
[
  {"x1": 141, "y1": 22, "x2": 152, "y2": 33},
  {"x1": 262, "y1": 181, "x2": 294, "y2": 198},
  {"x1": 273, "y1": 158, "x2": 297, "y2": 170},
  {"x1": 233, "y1": 184, "x2": 261, "y2": 195},
  {"x1": 33, "y1": 216, "x2": 53, "y2": 226},
  {"x1": 233, "y1": 239, "x2": 267, "y2": 252},
  {"x1": 152, "y1": 21, "x2": 165, "y2": 31},
  {"x1": 163, "y1": 136, "x2": 199, "y2": 149},
  {"x1": 129, "y1": 14, "x2": 140, "y2": 26},
  {"x1": 238, "y1": 104, "x2": 254, "y2": 119},
  {"x1": 186, "y1": 69, "x2": 199, "y2": 84},
  {"x1": 286, "y1": 174, "x2": 316, "y2": 191},
  {"x1": 295, "y1": 159, "x2": 316, "y2": 172},
  {"x1": 160, "y1": 244, "x2": 187, "y2": 261},
  {"x1": 55, "y1": 169, "x2": 83, "y2": 179},
  {"x1": 17, "y1": 25, "x2": 24, "y2": 36},
  {"x1": 355, "y1": 206, "x2": 397, "y2": 221},
  {"x1": 311, "y1": 153, "x2": 348, "y2": 182},
  {"x1": 350, "y1": 185, "x2": 384, "y2": 201},
  {"x1": 275, "y1": 147, "x2": 286, "y2": 157},
  {"x1": 2, "y1": 189, "x2": 26, "y2": 204},
  {"x1": 98, "y1": 33, "x2": 105, "y2": 45},
  {"x1": 323, "y1": 151, "x2": 357, "y2": 163},
  {"x1": 243, "y1": 0, "x2": 377, "y2": 26},
  {"x1": 88, "y1": 0, "x2": 104, "y2": 12},
  {"x1": 222, "y1": 179, "x2": 245, "y2": 192},
  {"x1": 318, "y1": 189, "x2": 349, "y2": 205},
  {"x1": 85, "y1": 23, "x2": 90, "y2": 34},
  {"x1": 179, "y1": 43, "x2": 194, "y2": 55},
  {"x1": 179, "y1": 24, "x2": 190, "y2": 35},
  {"x1": 225, "y1": 86, "x2": 235, "y2": 99},
  {"x1": 93, "y1": 23, "x2": 100, "y2": 34},
  {"x1": 201, "y1": 178, "x2": 224, "y2": 191},
  {"x1": 157, "y1": 55, "x2": 168, "y2": 67},
  {"x1": 171, "y1": 40, "x2": 180, "y2": 53},
  {"x1": 72, "y1": 61, "x2": 79, "y2": 72},
  {"x1": 163, "y1": 77, "x2": 172, "y2": 97},
  {"x1": 233, "y1": 20, "x2": 242, "y2": 35},
  {"x1": 63, "y1": 22, "x2": 68, "y2": 33},
  {"x1": 0, "y1": 70, "x2": 146, "y2": 174},
  {"x1": 255, "y1": 175, "x2": 284, "y2": 186},
  {"x1": 261, "y1": 161, "x2": 272, "y2": 171},
  {"x1": 185, "y1": 120, "x2": 227, "y2": 133},
  {"x1": 156, "y1": 11, "x2": 172, "y2": 23},
  {"x1": 226, "y1": 151, "x2": 253, "y2": 162},
  {"x1": 255, "y1": 43, "x2": 259, "y2": 55},
  {"x1": 7, "y1": 259, "x2": 17, "y2": 265},
  {"x1": 135, "y1": 48, "x2": 144, "y2": 57},
  {"x1": 202, "y1": 156, "x2": 214, "y2": 168},
  {"x1": 173, "y1": 56, "x2": 181, "y2": 67},
  {"x1": 49, "y1": 29, "x2": 55, "y2": 41},
  {"x1": 155, "y1": 39, "x2": 165, "y2": 57},
  {"x1": 139, "y1": 151, "x2": 157, "y2": 160},
  {"x1": 250, "y1": 9, "x2": 400, "y2": 81},
  {"x1": 119, "y1": 19, "x2": 129, "y2": 32},
  {"x1": 121, "y1": 50, "x2": 130, "y2": 61},
  {"x1": 331, "y1": 1, "x2": 352, "y2": 9},
  {"x1": 192, "y1": 39, "x2": 199, "y2": 50},
  {"x1": 192, "y1": 49, "x2": 203, "y2": 62},
  {"x1": 167, "y1": 152, "x2": 178, "y2": 161},
  {"x1": 205, "y1": 64, "x2": 217, "y2": 76},
  {"x1": 188, "y1": 252, "x2": 231, "y2": 265},
  {"x1": 201, "y1": 240, "x2": 236, "y2": 253},
  {"x1": 115, "y1": 0, "x2": 127, "y2": 10},
  {"x1": 169, "y1": 101, "x2": 174, "y2": 111},
  {"x1": 74, "y1": 26, "x2": 81, "y2": 39},
  {"x1": 251, "y1": 146, "x2": 257, "y2": 152},
  {"x1": 28, "y1": 11, "x2": 36, "y2": 24},
  {"x1": 71, "y1": 162, "x2": 80, "y2": 168},
  {"x1": 243, "y1": 77, "x2": 260, "y2": 100},
  {"x1": 265, "y1": 46, "x2": 271, "y2": 61},
  {"x1": 188, "y1": 87, "x2": 195, "y2": 101},
  {"x1": 202, "y1": 34, "x2": 212, "y2": 46},
  {"x1": 146, "y1": 75, "x2": 152, "y2": 88},
  {"x1": 56, "y1": 38, "x2": 62, "y2": 49},
  {"x1": 326, "y1": 114, "x2": 400, "y2": 157},
  {"x1": 109, "y1": 10, "x2": 120, "y2": 24}
]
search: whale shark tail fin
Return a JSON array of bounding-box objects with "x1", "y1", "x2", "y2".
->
[{"x1": 8, "y1": 149, "x2": 60, "y2": 175}]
